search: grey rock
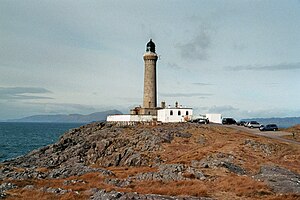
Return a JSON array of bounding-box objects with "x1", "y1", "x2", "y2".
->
[
  {"x1": 39, "y1": 187, "x2": 71, "y2": 195},
  {"x1": 63, "y1": 179, "x2": 86, "y2": 185},
  {"x1": 48, "y1": 163, "x2": 114, "y2": 179},
  {"x1": 198, "y1": 135, "x2": 207, "y2": 145},
  {"x1": 186, "y1": 167, "x2": 206, "y2": 180},
  {"x1": 135, "y1": 164, "x2": 206, "y2": 181},
  {"x1": 0, "y1": 167, "x2": 47, "y2": 180},
  {"x1": 91, "y1": 189, "x2": 213, "y2": 200},
  {"x1": 193, "y1": 153, "x2": 246, "y2": 175},
  {"x1": 2, "y1": 122, "x2": 197, "y2": 171},
  {"x1": 255, "y1": 165, "x2": 300, "y2": 194},
  {"x1": 220, "y1": 161, "x2": 246, "y2": 175},
  {"x1": 135, "y1": 164, "x2": 185, "y2": 181},
  {"x1": 23, "y1": 185, "x2": 34, "y2": 190},
  {"x1": 0, "y1": 182, "x2": 17, "y2": 199},
  {"x1": 104, "y1": 178, "x2": 132, "y2": 187},
  {"x1": 244, "y1": 139, "x2": 277, "y2": 156},
  {"x1": 175, "y1": 132, "x2": 192, "y2": 138}
]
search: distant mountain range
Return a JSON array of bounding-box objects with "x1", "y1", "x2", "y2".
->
[
  {"x1": 242, "y1": 117, "x2": 300, "y2": 128},
  {"x1": 7, "y1": 110, "x2": 122, "y2": 123}
]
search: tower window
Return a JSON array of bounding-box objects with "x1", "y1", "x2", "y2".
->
[
  {"x1": 186, "y1": 111, "x2": 189, "y2": 115},
  {"x1": 170, "y1": 110, "x2": 173, "y2": 116},
  {"x1": 178, "y1": 111, "x2": 181, "y2": 116}
]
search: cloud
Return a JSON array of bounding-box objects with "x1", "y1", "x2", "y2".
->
[
  {"x1": 232, "y1": 42, "x2": 247, "y2": 51},
  {"x1": 0, "y1": 101, "x2": 121, "y2": 120},
  {"x1": 192, "y1": 82, "x2": 213, "y2": 86},
  {"x1": 160, "y1": 92, "x2": 212, "y2": 98},
  {"x1": 176, "y1": 30, "x2": 211, "y2": 60},
  {"x1": 225, "y1": 62, "x2": 300, "y2": 71},
  {"x1": 0, "y1": 87, "x2": 52, "y2": 100},
  {"x1": 207, "y1": 105, "x2": 239, "y2": 113},
  {"x1": 166, "y1": 62, "x2": 182, "y2": 70},
  {"x1": 25, "y1": 102, "x2": 97, "y2": 114}
]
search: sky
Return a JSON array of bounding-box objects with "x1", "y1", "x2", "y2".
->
[{"x1": 1, "y1": 0, "x2": 300, "y2": 120}]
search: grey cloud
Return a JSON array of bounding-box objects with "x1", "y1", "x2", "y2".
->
[
  {"x1": 0, "y1": 87, "x2": 52, "y2": 100},
  {"x1": 160, "y1": 92, "x2": 212, "y2": 98},
  {"x1": 25, "y1": 102, "x2": 97, "y2": 114},
  {"x1": 193, "y1": 82, "x2": 213, "y2": 86},
  {"x1": 166, "y1": 62, "x2": 182, "y2": 70},
  {"x1": 265, "y1": 83, "x2": 280, "y2": 87},
  {"x1": 176, "y1": 30, "x2": 211, "y2": 60},
  {"x1": 207, "y1": 105, "x2": 239, "y2": 113},
  {"x1": 232, "y1": 42, "x2": 246, "y2": 51},
  {"x1": 226, "y1": 62, "x2": 300, "y2": 71},
  {"x1": 0, "y1": 101, "x2": 108, "y2": 120}
]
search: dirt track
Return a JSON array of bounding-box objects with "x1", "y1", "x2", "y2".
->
[{"x1": 223, "y1": 124, "x2": 300, "y2": 145}]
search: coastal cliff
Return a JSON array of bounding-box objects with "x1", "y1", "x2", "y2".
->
[{"x1": 0, "y1": 122, "x2": 299, "y2": 199}]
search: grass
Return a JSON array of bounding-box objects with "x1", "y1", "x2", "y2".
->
[
  {"x1": 283, "y1": 125, "x2": 300, "y2": 142},
  {"x1": 3, "y1": 123, "x2": 300, "y2": 199},
  {"x1": 131, "y1": 180, "x2": 209, "y2": 197}
]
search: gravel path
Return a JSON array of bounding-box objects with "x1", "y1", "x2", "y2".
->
[{"x1": 225, "y1": 125, "x2": 300, "y2": 145}]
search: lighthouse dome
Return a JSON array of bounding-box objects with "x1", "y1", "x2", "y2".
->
[{"x1": 146, "y1": 39, "x2": 156, "y2": 53}]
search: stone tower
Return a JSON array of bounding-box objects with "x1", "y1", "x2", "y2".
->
[
  {"x1": 130, "y1": 39, "x2": 159, "y2": 116},
  {"x1": 143, "y1": 39, "x2": 158, "y2": 111}
]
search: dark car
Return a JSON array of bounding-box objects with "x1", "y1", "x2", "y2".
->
[
  {"x1": 236, "y1": 121, "x2": 246, "y2": 126},
  {"x1": 259, "y1": 124, "x2": 278, "y2": 131},
  {"x1": 222, "y1": 118, "x2": 236, "y2": 125}
]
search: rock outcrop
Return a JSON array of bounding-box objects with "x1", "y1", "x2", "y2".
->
[
  {"x1": 0, "y1": 122, "x2": 299, "y2": 199},
  {"x1": 255, "y1": 165, "x2": 300, "y2": 194},
  {"x1": 3, "y1": 122, "x2": 183, "y2": 170},
  {"x1": 91, "y1": 189, "x2": 213, "y2": 200}
]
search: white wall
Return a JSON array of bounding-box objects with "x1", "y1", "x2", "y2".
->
[
  {"x1": 107, "y1": 115, "x2": 153, "y2": 122},
  {"x1": 205, "y1": 113, "x2": 222, "y2": 124},
  {"x1": 157, "y1": 108, "x2": 193, "y2": 123}
]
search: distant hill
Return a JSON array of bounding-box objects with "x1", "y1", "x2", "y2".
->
[
  {"x1": 242, "y1": 117, "x2": 300, "y2": 128},
  {"x1": 7, "y1": 110, "x2": 122, "y2": 123}
]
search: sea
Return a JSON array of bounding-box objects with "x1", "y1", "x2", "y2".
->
[{"x1": 0, "y1": 122, "x2": 82, "y2": 163}]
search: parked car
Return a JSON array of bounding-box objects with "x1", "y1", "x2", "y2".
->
[
  {"x1": 259, "y1": 124, "x2": 278, "y2": 131},
  {"x1": 191, "y1": 115, "x2": 209, "y2": 124},
  {"x1": 244, "y1": 122, "x2": 249, "y2": 127},
  {"x1": 236, "y1": 121, "x2": 246, "y2": 126},
  {"x1": 247, "y1": 121, "x2": 260, "y2": 128},
  {"x1": 222, "y1": 118, "x2": 236, "y2": 125}
]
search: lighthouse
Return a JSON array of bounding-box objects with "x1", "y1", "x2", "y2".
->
[
  {"x1": 143, "y1": 39, "x2": 158, "y2": 109},
  {"x1": 108, "y1": 39, "x2": 195, "y2": 123},
  {"x1": 130, "y1": 39, "x2": 159, "y2": 116}
]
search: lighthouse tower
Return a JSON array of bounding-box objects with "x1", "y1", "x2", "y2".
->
[
  {"x1": 143, "y1": 39, "x2": 158, "y2": 110},
  {"x1": 130, "y1": 39, "x2": 159, "y2": 116}
]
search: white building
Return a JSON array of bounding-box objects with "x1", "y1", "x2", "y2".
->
[
  {"x1": 107, "y1": 115, "x2": 153, "y2": 122},
  {"x1": 205, "y1": 113, "x2": 222, "y2": 124},
  {"x1": 157, "y1": 107, "x2": 193, "y2": 123}
]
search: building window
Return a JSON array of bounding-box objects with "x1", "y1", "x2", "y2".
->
[
  {"x1": 178, "y1": 111, "x2": 181, "y2": 116},
  {"x1": 170, "y1": 110, "x2": 173, "y2": 115},
  {"x1": 186, "y1": 111, "x2": 189, "y2": 115}
]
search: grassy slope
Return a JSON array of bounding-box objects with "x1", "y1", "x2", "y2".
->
[
  {"x1": 3, "y1": 123, "x2": 300, "y2": 200},
  {"x1": 283, "y1": 125, "x2": 300, "y2": 142}
]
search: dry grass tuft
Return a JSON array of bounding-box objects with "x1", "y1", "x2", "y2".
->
[
  {"x1": 108, "y1": 166, "x2": 157, "y2": 179},
  {"x1": 283, "y1": 124, "x2": 300, "y2": 142},
  {"x1": 213, "y1": 175, "x2": 270, "y2": 197},
  {"x1": 132, "y1": 180, "x2": 209, "y2": 197}
]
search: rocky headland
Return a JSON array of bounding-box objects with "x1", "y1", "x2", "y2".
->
[{"x1": 0, "y1": 122, "x2": 299, "y2": 199}]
